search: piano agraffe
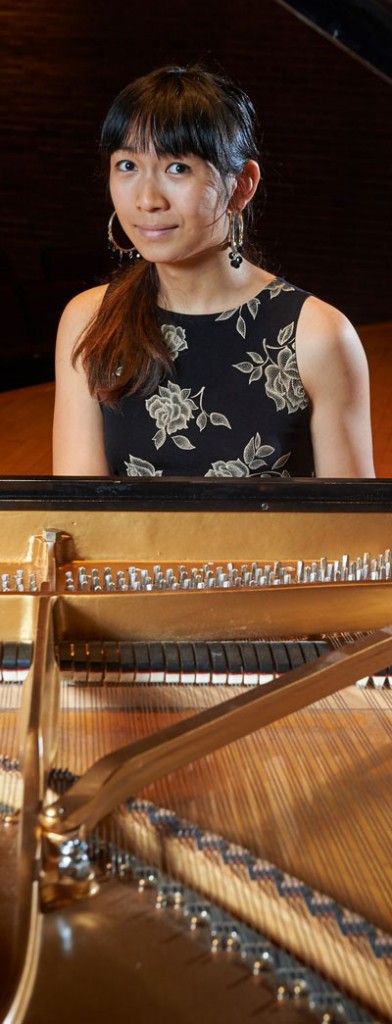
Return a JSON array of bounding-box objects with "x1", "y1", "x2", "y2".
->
[{"x1": 0, "y1": 478, "x2": 391, "y2": 1024}]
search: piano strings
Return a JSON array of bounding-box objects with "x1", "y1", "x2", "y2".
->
[
  {"x1": 1, "y1": 486, "x2": 392, "y2": 1023},
  {"x1": 43, "y1": 631, "x2": 392, "y2": 1017}
]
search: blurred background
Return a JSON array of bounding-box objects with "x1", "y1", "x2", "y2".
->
[{"x1": 0, "y1": 0, "x2": 391, "y2": 403}]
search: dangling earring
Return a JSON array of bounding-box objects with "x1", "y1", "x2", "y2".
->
[
  {"x1": 228, "y1": 210, "x2": 244, "y2": 269},
  {"x1": 108, "y1": 211, "x2": 141, "y2": 262}
]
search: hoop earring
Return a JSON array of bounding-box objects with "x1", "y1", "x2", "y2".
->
[
  {"x1": 108, "y1": 211, "x2": 141, "y2": 262},
  {"x1": 228, "y1": 210, "x2": 244, "y2": 269}
]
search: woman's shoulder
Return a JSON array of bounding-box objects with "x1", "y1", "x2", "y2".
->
[
  {"x1": 296, "y1": 293, "x2": 369, "y2": 398},
  {"x1": 56, "y1": 283, "x2": 109, "y2": 356},
  {"x1": 298, "y1": 293, "x2": 361, "y2": 351},
  {"x1": 59, "y1": 283, "x2": 109, "y2": 330}
]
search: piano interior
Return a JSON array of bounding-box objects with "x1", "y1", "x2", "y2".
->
[{"x1": 0, "y1": 479, "x2": 391, "y2": 1024}]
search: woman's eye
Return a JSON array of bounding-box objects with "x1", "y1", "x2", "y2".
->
[
  {"x1": 167, "y1": 162, "x2": 190, "y2": 175},
  {"x1": 116, "y1": 159, "x2": 136, "y2": 172}
]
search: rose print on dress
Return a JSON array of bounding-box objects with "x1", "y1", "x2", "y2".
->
[
  {"x1": 106, "y1": 280, "x2": 313, "y2": 478},
  {"x1": 161, "y1": 323, "x2": 188, "y2": 360},
  {"x1": 146, "y1": 382, "x2": 231, "y2": 451},
  {"x1": 114, "y1": 322, "x2": 187, "y2": 381},
  {"x1": 205, "y1": 433, "x2": 291, "y2": 477},
  {"x1": 233, "y1": 321, "x2": 309, "y2": 415},
  {"x1": 124, "y1": 455, "x2": 163, "y2": 477},
  {"x1": 206, "y1": 458, "x2": 250, "y2": 477},
  {"x1": 146, "y1": 382, "x2": 197, "y2": 450},
  {"x1": 265, "y1": 347, "x2": 308, "y2": 413}
]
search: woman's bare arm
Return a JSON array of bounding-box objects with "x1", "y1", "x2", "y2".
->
[
  {"x1": 296, "y1": 297, "x2": 375, "y2": 477},
  {"x1": 52, "y1": 285, "x2": 110, "y2": 475}
]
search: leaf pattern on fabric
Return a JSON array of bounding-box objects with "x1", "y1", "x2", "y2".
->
[
  {"x1": 277, "y1": 322, "x2": 294, "y2": 346},
  {"x1": 247, "y1": 297, "x2": 260, "y2": 319},
  {"x1": 172, "y1": 435, "x2": 196, "y2": 450},
  {"x1": 249, "y1": 366, "x2": 263, "y2": 384},
  {"x1": 236, "y1": 315, "x2": 246, "y2": 339},
  {"x1": 209, "y1": 411, "x2": 231, "y2": 427},
  {"x1": 215, "y1": 308, "x2": 237, "y2": 321},
  {"x1": 205, "y1": 433, "x2": 291, "y2": 478},
  {"x1": 266, "y1": 279, "x2": 295, "y2": 299},
  {"x1": 214, "y1": 280, "x2": 294, "y2": 339},
  {"x1": 215, "y1": 297, "x2": 260, "y2": 338},
  {"x1": 234, "y1": 361, "x2": 254, "y2": 373},
  {"x1": 152, "y1": 428, "x2": 166, "y2": 450},
  {"x1": 196, "y1": 411, "x2": 207, "y2": 431}
]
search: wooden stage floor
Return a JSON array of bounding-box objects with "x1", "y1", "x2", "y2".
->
[{"x1": 0, "y1": 322, "x2": 390, "y2": 477}]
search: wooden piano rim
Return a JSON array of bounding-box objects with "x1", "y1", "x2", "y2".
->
[{"x1": 0, "y1": 476, "x2": 391, "y2": 512}]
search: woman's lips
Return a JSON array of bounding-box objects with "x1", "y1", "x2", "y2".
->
[{"x1": 135, "y1": 225, "x2": 177, "y2": 239}]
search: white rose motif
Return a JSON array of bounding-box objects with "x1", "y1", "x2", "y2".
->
[
  {"x1": 124, "y1": 455, "x2": 163, "y2": 477},
  {"x1": 264, "y1": 348, "x2": 308, "y2": 413},
  {"x1": 161, "y1": 324, "x2": 188, "y2": 360},
  {"x1": 205, "y1": 459, "x2": 250, "y2": 478},
  {"x1": 146, "y1": 381, "x2": 197, "y2": 435}
]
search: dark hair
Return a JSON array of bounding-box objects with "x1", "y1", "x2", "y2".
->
[{"x1": 73, "y1": 65, "x2": 261, "y2": 405}]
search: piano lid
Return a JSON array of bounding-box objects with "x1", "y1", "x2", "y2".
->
[{"x1": 273, "y1": 0, "x2": 392, "y2": 81}]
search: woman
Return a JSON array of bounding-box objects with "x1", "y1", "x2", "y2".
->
[{"x1": 53, "y1": 65, "x2": 374, "y2": 478}]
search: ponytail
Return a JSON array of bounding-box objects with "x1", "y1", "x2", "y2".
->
[{"x1": 72, "y1": 261, "x2": 173, "y2": 407}]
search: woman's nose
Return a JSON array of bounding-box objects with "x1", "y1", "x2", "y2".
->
[{"x1": 136, "y1": 177, "x2": 169, "y2": 211}]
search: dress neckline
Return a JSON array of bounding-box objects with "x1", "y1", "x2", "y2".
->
[{"x1": 156, "y1": 276, "x2": 281, "y2": 320}]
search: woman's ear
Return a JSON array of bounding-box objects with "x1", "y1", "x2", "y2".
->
[{"x1": 229, "y1": 160, "x2": 260, "y2": 211}]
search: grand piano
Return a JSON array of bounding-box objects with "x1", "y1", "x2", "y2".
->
[
  {"x1": 0, "y1": 477, "x2": 391, "y2": 1023},
  {"x1": 1, "y1": 0, "x2": 392, "y2": 1018}
]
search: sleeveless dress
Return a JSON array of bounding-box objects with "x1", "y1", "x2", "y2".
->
[{"x1": 102, "y1": 277, "x2": 315, "y2": 478}]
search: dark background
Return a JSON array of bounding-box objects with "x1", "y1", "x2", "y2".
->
[{"x1": 1, "y1": 0, "x2": 391, "y2": 390}]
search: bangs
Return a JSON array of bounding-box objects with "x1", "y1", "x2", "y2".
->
[
  {"x1": 123, "y1": 112, "x2": 228, "y2": 166},
  {"x1": 121, "y1": 106, "x2": 230, "y2": 169},
  {"x1": 100, "y1": 68, "x2": 248, "y2": 176}
]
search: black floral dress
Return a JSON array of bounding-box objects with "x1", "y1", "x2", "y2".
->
[{"x1": 102, "y1": 277, "x2": 315, "y2": 478}]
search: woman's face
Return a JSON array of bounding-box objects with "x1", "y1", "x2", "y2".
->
[{"x1": 109, "y1": 145, "x2": 235, "y2": 266}]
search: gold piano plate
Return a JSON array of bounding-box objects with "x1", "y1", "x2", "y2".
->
[{"x1": 1, "y1": 480, "x2": 392, "y2": 1024}]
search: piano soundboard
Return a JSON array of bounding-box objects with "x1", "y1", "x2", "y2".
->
[{"x1": 1, "y1": 479, "x2": 391, "y2": 1024}]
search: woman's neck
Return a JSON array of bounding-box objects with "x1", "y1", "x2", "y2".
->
[{"x1": 155, "y1": 255, "x2": 274, "y2": 315}]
